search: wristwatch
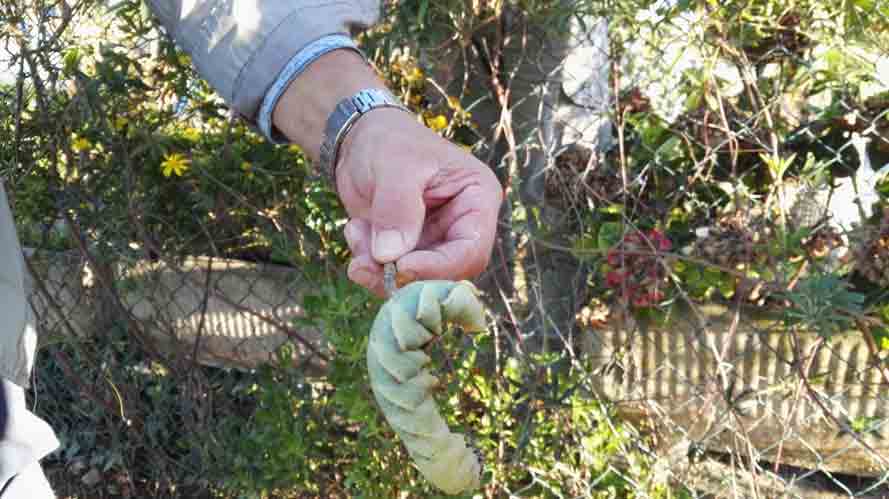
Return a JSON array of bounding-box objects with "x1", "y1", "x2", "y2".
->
[{"x1": 319, "y1": 88, "x2": 409, "y2": 188}]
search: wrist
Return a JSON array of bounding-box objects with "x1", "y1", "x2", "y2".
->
[
  {"x1": 271, "y1": 49, "x2": 387, "y2": 161},
  {"x1": 335, "y1": 107, "x2": 420, "y2": 190},
  {"x1": 319, "y1": 89, "x2": 409, "y2": 189}
]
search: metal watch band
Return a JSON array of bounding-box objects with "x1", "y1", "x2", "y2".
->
[{"x1": 319, "y1": 88, "x2": 409, "y2": 188}]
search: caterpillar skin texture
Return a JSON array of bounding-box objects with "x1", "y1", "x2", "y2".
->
[{"x1": 368, "y1": 280, "x2": 486, "y2": 495}]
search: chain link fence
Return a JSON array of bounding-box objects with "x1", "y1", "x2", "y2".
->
[
  {"x1": 3, "y1": 0, "x2": 889, "y2": 497},
  {"x1": 558, "y1": 2, "x2": 889, "y2": 497}
]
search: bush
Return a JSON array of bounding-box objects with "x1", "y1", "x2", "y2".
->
[{"x1": 3, "y1": 0, "x2": 889, "y2": 497}]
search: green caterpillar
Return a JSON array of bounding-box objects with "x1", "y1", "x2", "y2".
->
[{"x1": 367, "y1": 278, "x2": 486, "y2": 495}]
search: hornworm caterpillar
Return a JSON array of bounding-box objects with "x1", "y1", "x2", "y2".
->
[{"x1": 367, "y1": 276, "x2": 486, "y2": 495}]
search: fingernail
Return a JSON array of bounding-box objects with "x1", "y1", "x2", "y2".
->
[{"x1": 374, "y1": 229, "x2": 405, "y2": 261}]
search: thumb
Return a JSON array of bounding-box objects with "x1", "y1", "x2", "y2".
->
[{"x1": 370, "y1": 173, "x2": 426, "y2": 263}]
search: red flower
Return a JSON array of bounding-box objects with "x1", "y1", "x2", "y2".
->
[
  {"x1": 632, "y1": 290, "x2": 664, "y2": 308},
  {"x1": 606, "y1": 229, "x2": 671, "y2": 307},
  {"x1": 647, "y1": 229, "x2": 672, "y2": 251},
  {"x1": 606, "y1": 270, "x2": 626, "y2": 288}
]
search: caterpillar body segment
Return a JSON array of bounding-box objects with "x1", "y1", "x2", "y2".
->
[{"x1": 368, "y1": 280, "x2": 486, "y2": 495}]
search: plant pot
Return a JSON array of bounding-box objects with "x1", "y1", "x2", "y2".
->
[{"x1": 27, "y1": 251, "x2": 326, "y2": 373}]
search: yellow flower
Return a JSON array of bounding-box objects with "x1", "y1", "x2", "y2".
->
[
  {"x1": 182, "y1": 127, "x2": 201, "y2": 142},
  {"x1": 240, "y1": 161, "x2": 255, "y2": 178},
  {"x1": 72, "y1": 136, "x2": 92, "y2": 153},
  {"x1": 113, "y1": 116, "x2": 128, "y2": 131},
  {"x1": 161, "y1": 153, "x2": 190, "y2": 177},
  {"x1": 426, "y1": 114, "x2": 448, "y2": 132},
  {"x1": 447, "y1": 96, "x2": 462, "y2": 110},
  {"x1": 405, "y1": 67, "x2": 424, "y2": 84}
]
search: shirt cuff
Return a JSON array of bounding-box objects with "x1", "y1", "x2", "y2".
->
[{"x1": 257, "y1": 34, "x2": 365, "y2": 144}]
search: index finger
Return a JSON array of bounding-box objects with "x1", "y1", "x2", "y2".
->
[{"x1": 396, "y1": 181, "x2": 500, "y2": 281}]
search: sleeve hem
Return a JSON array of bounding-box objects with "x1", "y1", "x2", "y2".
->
[{"x1": 257, "y1": 34, "x2": 364, "y2": 144}]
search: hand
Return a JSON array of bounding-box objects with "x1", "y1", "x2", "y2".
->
[
  {"x1": 271, "y1": 50, "x2": 501, "y2": 296},
  {"x1": 336, "y1": 108, "x2": 502, "y2": 296}
]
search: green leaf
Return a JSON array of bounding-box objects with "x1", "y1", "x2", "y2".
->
[
  {"x1": 880, "y1": 304, "x2": 889, "y2": 323},
  {"x1": 571, "y1": 234, "x2": 598, "y2": 260},
  {"x1": 417, "y1": 0, "x2": 429, "y2": 27},
  {"x1": 824, "y1": 48, "x2": 845, "y2": 73},
  {"x1": 655, "y1": 136, "x2": 682, "y2": 162},
  {"x1": 63, "y1": 48, "x2": 81, "y2": 75},
  {"x1": 717, "y1": 274, "x2": 735, "y2": 299},
  {"x1": 780, "y1": 274, "x2": 864, "y2": 339},
  {"x1": 598, "y1": 203, "x2": 624, "y2": 216},
  {"x1": 874, "y1": 328, "x2": 889, "y2": 351},
  {"x1": 597, "y1": 222, "x2": 624, "y2": 251}
]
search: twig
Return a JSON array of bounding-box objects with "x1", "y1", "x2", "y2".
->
[
  {"x1": 494, "y1": 251, "x2": 525, "y2": 351},
  {"x1": 118, "y1": 130, "x2": 331, "y2": 365},
  {"x1": 186, "y1": 255, "x2": 213, "y2": 376},
  {"x1": 62, "y1": 210, "x2": 171, "y2": 364},
  {"x1": 11, "y1": 52, "x2": 25, "y2": 178},
  {"x1": 796, "y1": 340, "x2": 889, "y2": 469},
  {"x1": 533, "y1": 237, "x2": 753, "y2": 281},
  {"x1": 855, "y1": 318, "x2": 889, "y2": 388},
  {"x1": 773, "y1": 331, "x2": 819, "y2": 474}
]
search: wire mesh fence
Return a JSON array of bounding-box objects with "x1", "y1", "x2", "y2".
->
[{"x1": 2, "y1": 0, "x2": 889, "y2": 497}]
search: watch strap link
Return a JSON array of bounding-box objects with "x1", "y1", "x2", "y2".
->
[{"x1": 319, "y1": 88, "x2": 409, "y2": 187}]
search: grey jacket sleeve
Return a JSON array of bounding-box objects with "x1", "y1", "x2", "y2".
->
[{"x1": 145, "y1": 1, "x2": 382, "y2": 123}]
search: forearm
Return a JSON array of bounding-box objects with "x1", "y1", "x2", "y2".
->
[{"x1": 144, "y1": 0, "x2": 383, "y2": 125}]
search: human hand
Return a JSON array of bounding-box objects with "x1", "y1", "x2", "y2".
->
[
  {"x1": 270, "y1": 50, "x2": 501, "y2": 295},
  {"x1": 335, "y1": 108, "x2": 502, "y2": 296}
]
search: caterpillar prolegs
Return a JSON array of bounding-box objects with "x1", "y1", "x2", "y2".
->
[{"x1": 367, "y1": 277, "x2": 486, "y2": 495}]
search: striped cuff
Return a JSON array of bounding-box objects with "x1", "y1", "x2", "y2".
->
[{"x1": 257, "y1": 34, "x2": 364, "y2": 144}]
